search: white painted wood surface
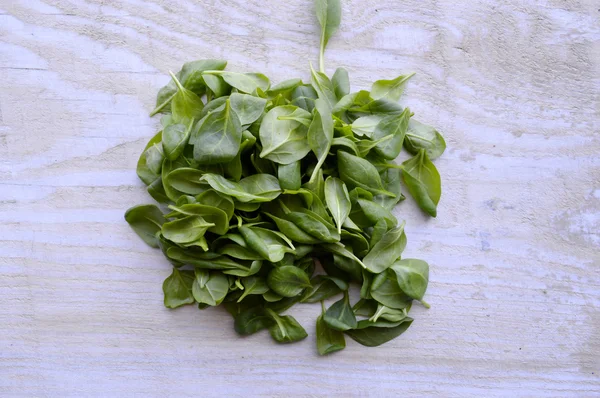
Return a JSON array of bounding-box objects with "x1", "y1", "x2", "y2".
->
[{"x1": 1, "y1": 0, "x2": 599, "y2": 396}]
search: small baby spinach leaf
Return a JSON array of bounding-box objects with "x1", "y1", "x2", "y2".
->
[
  {"x1": 267, "y1": 266, "x2": 311, "y2": 297},
  {"x1": 192, "y1": 270, "x2": 229, "y2": 306},
  {"x1": 316, "y1": 302, "x2": 346, "y2": 355},
  {"x1": 351, "y1": 115, "x2": 385, "y2": 138},
  {"x1": 163, "y1": 268, "x2": 195, "y2": 308},
  {"x1": 202, "y1": 74, "x2": 230, "y2": 98},
  {"x1": 314, "y1": 0, "x2": 341, "y2": 72},
  {"x1": 234, "y1": 306, "x2": 274, "y2": 335},
  {"x1": 389, "y1": 259, "x2": 430, "y2": 307},
  {"x1": 239, "y1": 225, "x2": 293, "y2": 263},
  {"x1": 166, "y1": 204, "x2": 229, "y2": 235},
  {"x1": 137, "y1": 131, "x2": 163, "y2": 185},
  {"x1": 401, "y1": 149, "x2": 441, "y2": 217},
  {"x1": 162, "y1": 119, "x2": 194, "y2": 161},
  {"x1": 323, "y1": 291, "x2": 357, "y2": 331},
  {"x1": 237, "y1": 276, "x2": 270, "y2": 302},
  {"x1": 277, "y1": 161, "x2": 302, "y2": 191},
  {"x1": 372, "y1": 108, "x2": 411, "y2": 160},
  {"x1": 144, "y1": 142, "x2": 165, "y2": 175},
  {"x1": 308, "y1": 98, "x2": 334, "y2": 183},
  {"x1": 192, "y1": 99, "x2": 242, "y2": 164},
  {"x1": 204, "y1": 71, "x2": 270, "y2": 93},
  {"x1": 370, "y1": 273, "x2": 412, "y2": 310},
  {"x1": 277, "y1": 107, "x2": 313, "y2": 127},
  {"x1": 161, "y1": 216, "x2": 214, "y2": 244},
  {"x1": 259, "y1": 105, "x2": 311, "y2": 164},
  {"x1": 268, "y1": 78, "x2": 303, "y2": 97},
  {"x1": 337, "y1": 150, "x2": 395, "y2": 197},
  {"x1": 263, "y1": 213, "x2": 321, "y2": 244},
  {"x1": 345, "y1": 317, "x2": 413, "y2": 347},
  {"x1": 370, "y1": 73, "x2": 415, "y2": 102},
  {"x1": 266, "y1": 309, "x2": 308, "y2": 343},
  {"x1": 310, "y1": 64, "x2": 337, "y2": 109},
  {"x1": 164, "y1": 167, "x2": 208, "y2": 196},
  {"x1": 200, "y1": 174, "x2": 276, "y2": 203},
  {"x1": 404, "y1": 119, "x2": 446, "y2": 160},
  {"x1": 196, "y1": 189, "x2": 235, "y2": 220},
  {"x1": 286, "y1": 211, "x2": 339, "y2": 243},
  {"x1": 301, "y1": 275, "x2": 348, "y2": 303},
  {"x1": 331, "y1": 67, "x2": 350, "y2": 100},
  {"x1": 291, "y1": 85, "x2": 318, "y2": 112},
  {"x1": 370, "y1": 304, "x2": 408, "y2": 323},
  {"x1": 324, "y1": 177, "x2": 351, "y2": 234},
  {"x1": 230, "y1": 93, "x2": 267, "y2": 126},
  {"x1": 169, "y1": 71, "x2": 204, "y2": 124},
  {"x1": 124, "y1": 204, "x2": 164, "y2": 248},
  {"x1": 362, "y1": 222, "x2": 407, "y2": 273}
]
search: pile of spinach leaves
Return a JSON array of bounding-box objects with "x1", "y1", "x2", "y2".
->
[{"x1": 126, "y1": 0, "x2": 445, "y2": 354}]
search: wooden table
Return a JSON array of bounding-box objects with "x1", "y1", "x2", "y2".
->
[{"x1": 1, "y1": 0, "x2": 598, "y2": 396}]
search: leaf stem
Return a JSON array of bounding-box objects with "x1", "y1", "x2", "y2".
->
[
  {"x1": 419, "y1": 299, "x2": 431, "y2": 309},
  {"x1": 149, "y1": 92, "x2": 176, "y2": 116},
  {"x1": 319, "y1": 31, "x2": 326, "y2": 74},
  {"x1": 169, "y1": 70, "x2": 185, "y2": 92}
]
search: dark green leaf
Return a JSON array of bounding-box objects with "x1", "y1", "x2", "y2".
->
[
  {"x1": 234, "y1": 306, "x2": 274, "y2": 335},
  {"x1": 267, "y1": 266, "x2": 311, "y2": 297},
  {"x1": 266, "y1": 309, "x2": 308, "y2": 343},
  {"x1": 345, "y1": 317, "x2": 413, "y2": 347},
  {"x1": 124, "y1": 204, "x2": 164, "y2": 248},
  {"x1": 323, "y1": 291, "x2": 357, "y2": 331},
  {"x1": 191, "y1": 99, "x2": 242, "y2": 164},
  {"x1": 401, "y1": 149, "x2": 441, "y2": 217},
  {"x1": 162, "y1": 268, "x2": 195, "y2": 308},
  {"x1": 404, "y1": 119, "x2": 446, "y2": 160},
  {"x1": 337, "y1": 150, "x2": 395, "y2": 197},
  {"x1": 316, "y1": 305, "x2": 346, "y2": 355},
  {"x1": 362, "y1": 222, "x2": 406, "y2": 273}
]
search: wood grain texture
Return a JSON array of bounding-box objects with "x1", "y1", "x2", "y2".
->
[{"x1": 1, "y1": 0, "x2": 599, "y2": 396}]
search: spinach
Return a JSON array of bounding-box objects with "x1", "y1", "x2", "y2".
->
[
  {"x1": 331, "y1": 67, "x2": 350, "y2": 100},
  {"x1": 401, "y1": 149, "x2": 441, "y2": 217},
  {"x1": 308, "y1": 99, "x2": 334, "y2": 182},
  {"x1": 345, "y1": 317, "x2": 413, "y2": 347},
  {"x1": 267, "y1": 266, "x2": 311, "y2": 297},
  {"x1": 324, "y1": 177, "x2": 351, "y2": 234},
  {"x1": 259, "y1": 106, "x2": 311, "y2": 164},
  {"x1": 162, "y1": 268, "x2": 195, "y2": 308},
  {"x1": 124, "y1": 204, "x2": 164, "y2": 247},
  {"x1": 323, "y1": 291, "x2": 357, "y2": 331},
  {"x1": 316, "y1": 302, "x2": 346, "y2": 355},
  {"x1": 169, "y1": 71, "x2": 204, "y2": 124},
  {"x1": 404, "y1": 119, "x2": 446, "y2": 160},
  {"x1": 301, "y1": 275, "x2": 348, "y2": 303},
  {"x1": 234, "y1": 306, "x2": 274, "y2": 335},
  {"x1": 370, "y1": 73, "x2": 415, "y2": 102},
  {"x1": 126, "y1": 0, "x2": 446, "y2": 353},
  {"x1": 191, "y1": 99, "x2": 242, "y2": 164},
  {"x1": 314, "y1": 0, "x2": 341, "y2": 72},
  {"x1": 266, "y1": 309, "x2": 308, "y2": 343},
  {"x1": 192, "y1": 270, "x2": 229, "y2": 306},
  {"x1": 337, "y1": 150, "x2": 394, "y2": 197},
  {"x1": 389, "y1": 259, "x2": 430, "y2": 307},
  {"x1": 277, "y1": 161, "x2": 302, "y2": 190},
  {"x1": 163, "y1": 120, "x2": 194, "y2": 161},
  {"x1": 362, "y1": 222, "x2": 407, "y2": 273}
]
